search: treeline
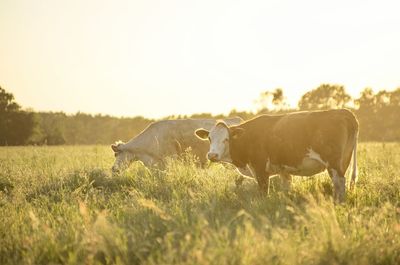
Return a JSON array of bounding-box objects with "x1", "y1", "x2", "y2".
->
[
  {"x1": 32, "y1": 112, "x2": 152, "y2": 145},
  {"x1": 0, "y1": 84, "x2": 399, "y2": 145}
]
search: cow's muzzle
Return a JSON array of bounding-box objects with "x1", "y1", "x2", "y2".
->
[{"x1": 207, "y1": 153, "x2": 219, "y2": 162}]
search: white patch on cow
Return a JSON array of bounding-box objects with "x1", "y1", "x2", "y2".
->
[
  {"x1": 306, "y1": 148, "x2": 328, "y2": 167},
  {"x1": 264, "y1": 148, "x2": 328, "y2": 176},
  {"x1": 291, "y1": 148, "x2": 327, "y2": 176},
  {"x1": 207, "y1": 124, "x2": 232, "y2": 163}
]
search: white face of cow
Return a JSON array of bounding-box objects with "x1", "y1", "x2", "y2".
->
[
  {"x1": 111, "y1": 143, "x2": 134, "y2": 173},
  {"x1": 195, "y1": 123, "x2": 232, "y2": 163}
]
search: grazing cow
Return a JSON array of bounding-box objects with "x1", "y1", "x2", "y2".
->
[
  {"x1": 111, "y1": 118, "x2": 242, "y2": 173},
  {"x1": 195, "y1": 109, "x2": 359, "y2": 202}
]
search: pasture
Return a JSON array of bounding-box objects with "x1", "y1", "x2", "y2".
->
[{"x1": 0, "y1": 143, "x2": 399, "y2": 265}]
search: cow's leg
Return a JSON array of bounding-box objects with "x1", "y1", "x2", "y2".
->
[
  {"x1": 235, "y1": 166, "x2": 255, "y2": 186},
  {"x1": 328, "y1": 167, "x2": 346, "y2": 203},
  {"x1": 280, "y1": 173, "x2": 292, "y2": 192},
  {"x1": 325, "y1": 134, "x2": 347, "y2": 203},
  {"x1": 251, "y1": 163, "x2": 270, "y2": 194}
]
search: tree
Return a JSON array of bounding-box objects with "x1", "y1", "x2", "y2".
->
[
  {"x1": 389, "y1": 88, "x2": 400, "y2": 107},
  {"x1": 0, "y1": 87, "x2": 20, "y2": 113},
  {"x1": 255, "y1": 88, "x2": 288, "y2": 112},
  {"x1": 0, "y1": 86, "x2": 38, "y2": 145},
  {"x1": 355, "y1": 87, "x2": 375, "y2": 111},
  {"x1": 298, "y1": 84, "x2": 351, "y2": 110},
  {"x1": 6, "y1": 111, "x2": 37, "y2": 145},
  {"x1": 355, "y1": 87, "x2": 400, "y2": 110},
  {"x1": 0, "y1": 87, "x2": 20, "y2": 145}
]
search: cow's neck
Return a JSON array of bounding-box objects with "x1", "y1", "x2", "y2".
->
[
  {"x1": 125, "y1": 131, "x2": 159, "y2": 152},
  {"x1": 232, "y1": 157, "x2": 247, "y2": 168},
  {"x1": 230, "y1": 141, "x2": 248, "y2": 168}
]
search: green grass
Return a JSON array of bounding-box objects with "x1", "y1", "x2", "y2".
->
[{"x1": 0, "y1": 143, "x2": 399, "y2": 265}]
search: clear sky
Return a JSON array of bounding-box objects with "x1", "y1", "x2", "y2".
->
[{"x1": 1, "y1": 0, "x2": 399, "y2": 118}]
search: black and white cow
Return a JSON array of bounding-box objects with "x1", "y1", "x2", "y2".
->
[{"x1": 195, "y1": 109, "x2": 359, "y2": 202}]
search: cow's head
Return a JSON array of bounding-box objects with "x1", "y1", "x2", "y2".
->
[
  {"x1": 195, "y1": 121, "x2": 244, "y2": 163},
  {"x1": 111, "y1": 141, "x2": 135, "y2": 173}
]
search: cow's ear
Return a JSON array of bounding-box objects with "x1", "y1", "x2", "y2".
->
[
  {"x1": 195, "y1": 128, "x2": 210, "y2": 140},
  {"x1": 111, "y1": 144, "x2": 119, "y2": 152},
  {"x1": 231, "y1": 127, "x2": 245, "y2": 140}
]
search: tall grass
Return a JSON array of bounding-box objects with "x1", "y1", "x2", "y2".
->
[{"x1": 0, "y1": 143, "x2": 399, "y2": 264}]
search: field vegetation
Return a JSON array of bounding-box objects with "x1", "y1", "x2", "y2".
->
[{"x1": 0, "y1": 143, "x2": 399, "y2": 264}]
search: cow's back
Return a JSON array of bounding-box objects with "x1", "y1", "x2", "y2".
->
[
  {"x1": 271, "y1": 109, "x2": 358, "y2": 167},
  {"x1": 141, "y1": 118, "x2": 242, "y2": 163},
  {"x1": 238, "y1": 109, "x2": 358, "y2": 168}
]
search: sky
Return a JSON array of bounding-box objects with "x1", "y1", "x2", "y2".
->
[{"x1": 0, "y1": 0, "x2": 399, "y2": 118}]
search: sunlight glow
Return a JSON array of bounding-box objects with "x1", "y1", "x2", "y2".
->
[{"x1": 0, "y1": 0, "x2": 399, "y2": 118}]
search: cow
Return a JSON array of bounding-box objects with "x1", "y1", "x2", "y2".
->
[
  {"x1": 111, "y1": 118, "x2": 242, "y2": 173},
  {"x1": 195, "y1": 109, "x2": 359, "y2": 203}
]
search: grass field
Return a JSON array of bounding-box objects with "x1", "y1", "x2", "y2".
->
[{"x1": 0, "y1": 143, "x2": 399, "y2": 265}]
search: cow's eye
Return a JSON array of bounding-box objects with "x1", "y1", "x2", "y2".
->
[
  {"x1": 114, "y1": 153, "x2": 118, "y2": 157},
  {"x1": 224, "y1": 138, "x2": 228, "y2": 143}
]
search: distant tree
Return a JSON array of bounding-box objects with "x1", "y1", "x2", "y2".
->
[
  {"x1": 26, "y1": 113, "x2": 45, "y2": 144},
  {"x1": 0, "y1": 87, "x2": 19, "y2": 144},
  {"x1": 255, "y1": 88, "x2": 288, "y2": 112},
  {"x1": 0, "y1": 86, "x2": 38, "y2": 145},
  {"x1": 0, "y1": 87, "x2": 20, "y2": 112},
  {"x1": 228, "y1": 109, "x2": 254, "y2": 120},
  {"x1": 355, "y1": 87, "x2": 400, "y2": 110},
  {"x1": 354, "y1": 87, "x2": 400, "y2": 141},
  {"x1": 389, "y1": 88, "x2": 400, "y2": 106},
  {"x1": 46, "y1": 127, "x2": 66, "y2": 145},
  {"x1": 36, "y1": 112, "x2": 67, "y2": 145},
  {"x1": 189, "y1": 113, "x2": 214, "y2": 119},
  {"x1": 374, "y1": 90, "x2": 391, "y2": 109},
  {"x1": 374, "y1": 89, "x2": 400, "y2": 140},
  {"x1": 298, "y1": 84, "x2": 351, "y2": 110},
  {"x1": 6, "y1": 111, "x2": 38, "y2": 145},
  {"x1": 355, "y1": 88, "x2": 375, "y2": 111}
]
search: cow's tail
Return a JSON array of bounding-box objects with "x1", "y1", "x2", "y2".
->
[
  {"x1": 344, "y1": 109, "x2": 359, "y2": 191},
  {"x1": 350, "y1": 132, "x2": 358, "y2": 191}
]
